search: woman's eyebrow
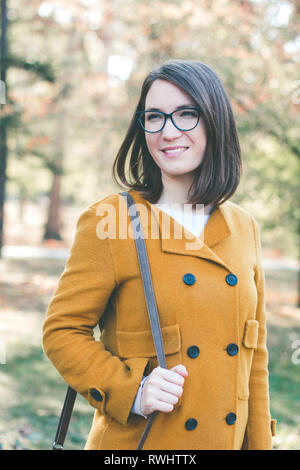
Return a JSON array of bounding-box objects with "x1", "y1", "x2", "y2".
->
[{"x1": 145, "y1": 104, "x2": 197, "y2": 112}]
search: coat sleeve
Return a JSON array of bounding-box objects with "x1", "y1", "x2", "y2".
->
[
  {"x1": 245, "y1": 217, "x2": 275, "y2": 449},
  {"x1": 42, "y1": 205, "x2": 150, "y2": 426}
]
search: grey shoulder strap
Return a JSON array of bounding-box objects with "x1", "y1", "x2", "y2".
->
[{"x1": 119, "y1": 191, "x2": 166, "y2": 369}]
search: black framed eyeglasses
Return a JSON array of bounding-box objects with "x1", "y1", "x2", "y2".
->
[{"x1": 136, "y1": 107, "x2": 201, "y2": 133}]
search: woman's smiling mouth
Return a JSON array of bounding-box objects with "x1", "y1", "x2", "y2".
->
[{"x1": 161, "y1": 146, "x2": 189, "y2": 157}]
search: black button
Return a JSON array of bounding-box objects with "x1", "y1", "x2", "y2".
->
[
  {"x1": 226, "y1": 273, "x2": 238, "y2": 286},
  {"x1": 183, "y1": 273, "x2": 196, "y2": 285},
  {"x1": 225, "y1": 412, "x2": 236, "y2": 425},
  {"x1": 185, "y1": 418, "x2": 198, "y2": 431},
  {"x1": 187, "y1": 345, "x2": 200, "y2": 358},
  {"x1": 90, "y1": 388, "x2": 103, "y2": 401},
  {"x1": 226, "y1": 343, "x2": 239, "y2": 356}
]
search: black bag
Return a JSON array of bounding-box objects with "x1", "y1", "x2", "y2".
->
[{"x1": 52, "y1": 191, "x2": 166, "y2": 450}]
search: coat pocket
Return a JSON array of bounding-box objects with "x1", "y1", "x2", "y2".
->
[
  {"x1": 117, "y1": 324, "x2": 181, "y2": 358},
  {"x1": 238, "y1": 319, "x2": 259, "y2": 400},
  {"x1": 242, "y1": 319, "x2": 259, "y2": 349}
]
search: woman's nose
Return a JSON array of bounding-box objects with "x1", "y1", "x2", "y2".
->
[{"x1": 161, "y1": 117, "x2": 183, "y2": 139}]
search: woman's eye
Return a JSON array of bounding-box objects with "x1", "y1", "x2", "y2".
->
[
  {"x1": 180, "y1": 110, "x2": 198, "y2": 118},
  {"x1": 146, "y1": 113, "x2": 162, "y2": 121}
]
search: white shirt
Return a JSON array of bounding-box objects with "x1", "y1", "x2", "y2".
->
[
  {"x1": 131, "y1": 204, "x2": 211, "y2": 418},
  {"x1": 154, "y1": 203, "x2": 211, "y2": 238}
]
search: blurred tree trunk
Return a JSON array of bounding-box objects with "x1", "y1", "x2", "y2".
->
[
  {"x1": 43, "y1": 87, "x2": 65, "y2": 241},
  {"x1": 0, "y1": 0, "x2": 7, "y2": 258},
  {"x1": 43, "y1": 28, "x2": 76, "y2": 241},
  {"x1": 43, "y1": 172, "x2": 62, "y2": 240}
]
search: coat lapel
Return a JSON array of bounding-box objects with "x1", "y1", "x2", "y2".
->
[{"x1": 129, "y1": 190, "x2": 233, "y2": 273}]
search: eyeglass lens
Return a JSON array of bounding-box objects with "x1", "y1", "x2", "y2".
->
[{"x1": 141, "y1": 108, "x2": 199, "y2": 132}]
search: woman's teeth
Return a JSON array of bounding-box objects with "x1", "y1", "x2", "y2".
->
[{"x1": 163, "y1": 147, "x2": 187, "y2": 154}]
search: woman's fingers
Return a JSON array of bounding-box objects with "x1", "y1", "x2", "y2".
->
[
  {"x1": 151, "y1": 400, "x2": 174, "y2": 414},
  {"x1": 142, "y1": 394, "x2": 176, "y2": 414},
  {"x1": 159, "y1": 366, "x2": 187, "y2": 386},
  {"x1": 159, "y1": 380, "x2": 183, "y2": 397},
  {"x1": 155, "y1": 389, "x2": 180, "y2": 404}
]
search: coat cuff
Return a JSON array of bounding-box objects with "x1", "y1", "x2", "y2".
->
[{"x1": 87, "y1": 357, "x2": 150, "y2": 426}]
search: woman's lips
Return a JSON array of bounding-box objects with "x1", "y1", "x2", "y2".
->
[{"x1": 161, "y1": 146, "x2": 188, "y2": 157}]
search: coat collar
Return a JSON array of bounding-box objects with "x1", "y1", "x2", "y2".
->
[{"x1": 128, "y1": 189, "x2": 233, "y2": 273}]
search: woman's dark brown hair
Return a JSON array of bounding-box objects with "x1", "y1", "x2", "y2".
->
[{"x1": 112, "y1": 59, "x2": 242, "y2": 208}]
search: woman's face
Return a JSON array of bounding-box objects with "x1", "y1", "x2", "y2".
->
[{"x1": 144, "y1": 79, "x2": 207, "y2": 181}]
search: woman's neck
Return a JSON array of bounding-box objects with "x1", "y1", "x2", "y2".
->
[{"x1": 156, "y1": 183, "x2": 213, "y2": 215}]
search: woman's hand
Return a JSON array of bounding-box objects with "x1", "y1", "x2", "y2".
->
[{"x1": 140, "y1": 364, "x2": 188, "y2": 416}]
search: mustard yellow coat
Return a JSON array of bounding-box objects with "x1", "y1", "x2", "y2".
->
[{"x1": 42, "y1": 189, "x2": 276, "y2": 450}]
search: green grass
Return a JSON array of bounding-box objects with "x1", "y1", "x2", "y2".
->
[
  {"x1": 3, "y1": 345, "x2": 90, "y2": 449},
  {"x1": 0, "y1": 257, "x2": 299, "y2": 449}
]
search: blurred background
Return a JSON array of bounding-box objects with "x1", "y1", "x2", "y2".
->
[{"x1": 0, "y1": 0, "x2": 299, "y2": 450}]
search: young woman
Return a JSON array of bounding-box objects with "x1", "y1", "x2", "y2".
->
[{"x1": 42, "y1": 59, "x2": 276, "y2": 450}]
